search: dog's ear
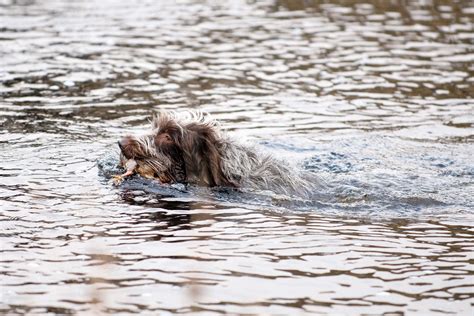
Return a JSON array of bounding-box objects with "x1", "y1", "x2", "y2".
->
[
  {"x1": 200, "y1": 135, "x2": 234, "y2": 187},
  {"x1": 181, "y1": 124, "x2": 235, "y2": 187},
  {"x1": 152, "y1": 111, "x2": 182, "y2": 143}
]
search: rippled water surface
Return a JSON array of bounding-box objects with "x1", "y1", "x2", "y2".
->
[{"x1": 1, "y1": 0, "x2": 473, "y2": 314}]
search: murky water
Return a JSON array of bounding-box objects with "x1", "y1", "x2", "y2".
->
[{"x1": 1, "y1": 0, "x2": 473, "y2": 314}]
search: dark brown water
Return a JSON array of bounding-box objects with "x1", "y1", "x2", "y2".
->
[{"x1": 1, "y1": 0, "x2": 473, "y2": 315}]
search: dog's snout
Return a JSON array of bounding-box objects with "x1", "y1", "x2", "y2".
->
[
  {"x1": 118, "y1": 137, "x2": 130, "y2": 157},
  {"x1": 118, "y1": 136, "x2": 136, "y2": 159}
]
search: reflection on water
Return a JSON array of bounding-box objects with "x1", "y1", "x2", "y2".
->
[{"x1": 0, "y1": 0, "x2": 473, "y2": 314}]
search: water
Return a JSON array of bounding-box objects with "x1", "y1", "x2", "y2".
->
[{"x1": 1, "y1": 0, "x2": 473, "y2": 314}]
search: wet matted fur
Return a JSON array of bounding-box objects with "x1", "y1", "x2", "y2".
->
[{"x1": 118, "y1": 111, "x2": 316, "y2": 197}]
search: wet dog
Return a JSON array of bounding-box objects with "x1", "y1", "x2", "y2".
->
[{"x1": 116, "y1": 111, "x2": 316, "y2": 197}]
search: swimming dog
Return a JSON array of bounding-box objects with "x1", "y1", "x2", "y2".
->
[{"x1": 116, "y1": 111, "x2": 315, "y2": 197}]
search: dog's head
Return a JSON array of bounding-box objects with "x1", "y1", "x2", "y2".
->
[
  {"x1": 118, "y1": 133, "x2": 180, "y2": 182},
  {"x1": 118, "y1": 134, "x2": 156, "y2": 160},
  {"x1": 151, "y1": 111, "x2": 235, "y2": 187}
]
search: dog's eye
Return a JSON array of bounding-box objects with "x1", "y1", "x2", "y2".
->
[
  {"x1": 162, "y1": 133, "x2": 172, "y2": 142},
  {"x1": 155, "y1": 132, "x2": 174, "y2": 146},
  {"x1": 159, "y1": 133, "x2": 173, "y2": 143}
]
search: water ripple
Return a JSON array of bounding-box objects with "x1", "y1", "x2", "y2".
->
[{"x1": 1, "y1": 0, "x2": 473, "y2": 315}]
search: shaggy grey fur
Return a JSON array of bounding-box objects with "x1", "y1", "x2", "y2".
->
[{"x1": 123, "y1": 111, "x2": 318, "y2": 198}]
